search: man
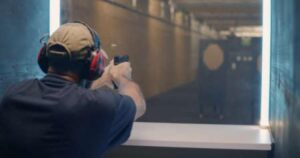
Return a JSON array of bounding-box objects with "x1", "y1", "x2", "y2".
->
[{"x1": 0, "y1": 22, "x2": 146, "y2": 158}]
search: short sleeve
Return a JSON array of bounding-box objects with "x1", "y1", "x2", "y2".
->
[{"x1": 106, "y1": 95, "x2": 136, "y2": 149}]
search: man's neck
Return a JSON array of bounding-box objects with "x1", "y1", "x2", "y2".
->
[
  {"x1": 48, "y1": 67, "x2": 80, "y2": 83},
  {"x1": 59, "y1": 74, "x2": 79, "y2": 83}
]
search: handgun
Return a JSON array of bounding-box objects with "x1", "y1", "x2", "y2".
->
[{"x1": 112, "y1": 55, "x2": 129, "y2": 89}]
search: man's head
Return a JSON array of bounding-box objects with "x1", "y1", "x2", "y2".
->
[{"x1": 37, "y1": 22, "x2": 108, "y2": 82}]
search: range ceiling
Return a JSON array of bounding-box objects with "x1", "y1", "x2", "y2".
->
[{"x1": 173, "y1": 0, "x2": 262, "y2": 30}]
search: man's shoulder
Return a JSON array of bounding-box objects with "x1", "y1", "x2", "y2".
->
[
  {"x1": 87, "y1": 88, "x2": 135, "y2": 112},
  {"x1": 10, "y1": 78, "x2": 37, "y2": 88},
  {"x1": 3, "y1": 79, "x2": 37, "y2": 97}
]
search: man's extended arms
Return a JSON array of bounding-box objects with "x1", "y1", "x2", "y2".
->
[{"x1": 90, "y1": 61, "x2": 146, "y2": 120}]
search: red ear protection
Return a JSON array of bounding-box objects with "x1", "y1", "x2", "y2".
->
[
  {"x1": 37, "y1": 42, "x2": 71, "y2": 74},
  {"x1": 37, "y1": 45, "x2": 49, "y2": 73},
  {"x1": 87, "y1": 50, "x2": 107, "y2": 80},
  {"x1": 37, "y1": 42, "x2": 106, "y2": 81},
  {"x1": 37, "y1": 22, "x2": 106, "y2": 81}
]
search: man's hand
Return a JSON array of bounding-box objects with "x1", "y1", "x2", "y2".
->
[
  {"x1": 110, "y1": 61, "x2": 132, "y2": 86},
  {"x1": 90, "y1": 60, "x2": 132, "y2": 90},
  {"x1": 90, "y1": 62, "x2": 114, "y2": 90}
]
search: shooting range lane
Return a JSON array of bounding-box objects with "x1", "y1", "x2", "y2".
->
[
  {"x1": 61, "y1": 0, "x2": 199, "y2": 98},
  {"x1": 124, "y1": 122, "x2": 272, "y2": 150}
]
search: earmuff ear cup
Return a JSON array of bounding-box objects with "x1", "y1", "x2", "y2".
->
[
  {"x1": 37, "y1": 45, "x2": 49, "y2": 73},
  {"x1": 87, "y1": 51, "x2": 106, "y2": 80}
]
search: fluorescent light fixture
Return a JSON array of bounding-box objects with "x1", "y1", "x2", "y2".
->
[
  {"x1": 260, "y1": 0, "x2": 271, "y2": 127},
  {"x1": 220, "y1": 30, "x2": 231, "y2": 36},
  {"x1": 235, "y1": 32, "x2": 262, "y2": 37},
  {"x1": 235, "y1": 26, "x2": 262, "y2": 33},
  {"x1": 132, "y1": 0, "x2": 137, "y2": 8},
  {"x1": 50, "y1": 0, "x2": 61, "y2": 35}
]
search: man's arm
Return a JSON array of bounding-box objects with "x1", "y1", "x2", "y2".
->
[
  {"x1": 117, "y1": 77, "x2": 146, "y2": 120},
  {"x1": 90, "y1": 61, "x2": 146, "y2": 120}
]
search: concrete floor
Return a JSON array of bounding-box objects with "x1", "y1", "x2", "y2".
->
[{"x1": 139, "y1": 81, "x2": 256, "y2": 124}]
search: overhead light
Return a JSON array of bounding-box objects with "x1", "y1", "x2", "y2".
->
[
  {"x1": 227, "y1": 26, "x2": 263, "y2": 37},
  {"x1": 260, "y1": 0, "x2": 271, "y2": 127},
  {"x1": 234, "y1": 26, "x2": 262, "y2": 32},
  {"x1": 235, "y1": 32, "x2": 262, "y2": 37},
  {"x1": 220, "y1": 30, "x2": 231, "y2": 36},
  {"x1": 132, "y1": 0, "x2": 137, "y2": 8},
  {"x1": 50, "y1": 0, "x2": 61, "y2": 35}
]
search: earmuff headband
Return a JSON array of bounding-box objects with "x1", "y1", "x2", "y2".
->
[{"x1": 73, "y1": 21, "x2": 101, "y2": 51}]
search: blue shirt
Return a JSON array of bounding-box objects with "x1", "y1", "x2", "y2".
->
[{"x1": 0, "y1": 74, "x2": 136, "y2": 158}]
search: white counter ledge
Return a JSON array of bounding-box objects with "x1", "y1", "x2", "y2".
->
[{"x1": 124, "y1": 122, "x2": 272, "y2": 151}]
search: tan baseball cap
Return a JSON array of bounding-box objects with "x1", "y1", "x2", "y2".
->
[{"x1": 47, "y1": 23, "x2": 95, "y2": 60}]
